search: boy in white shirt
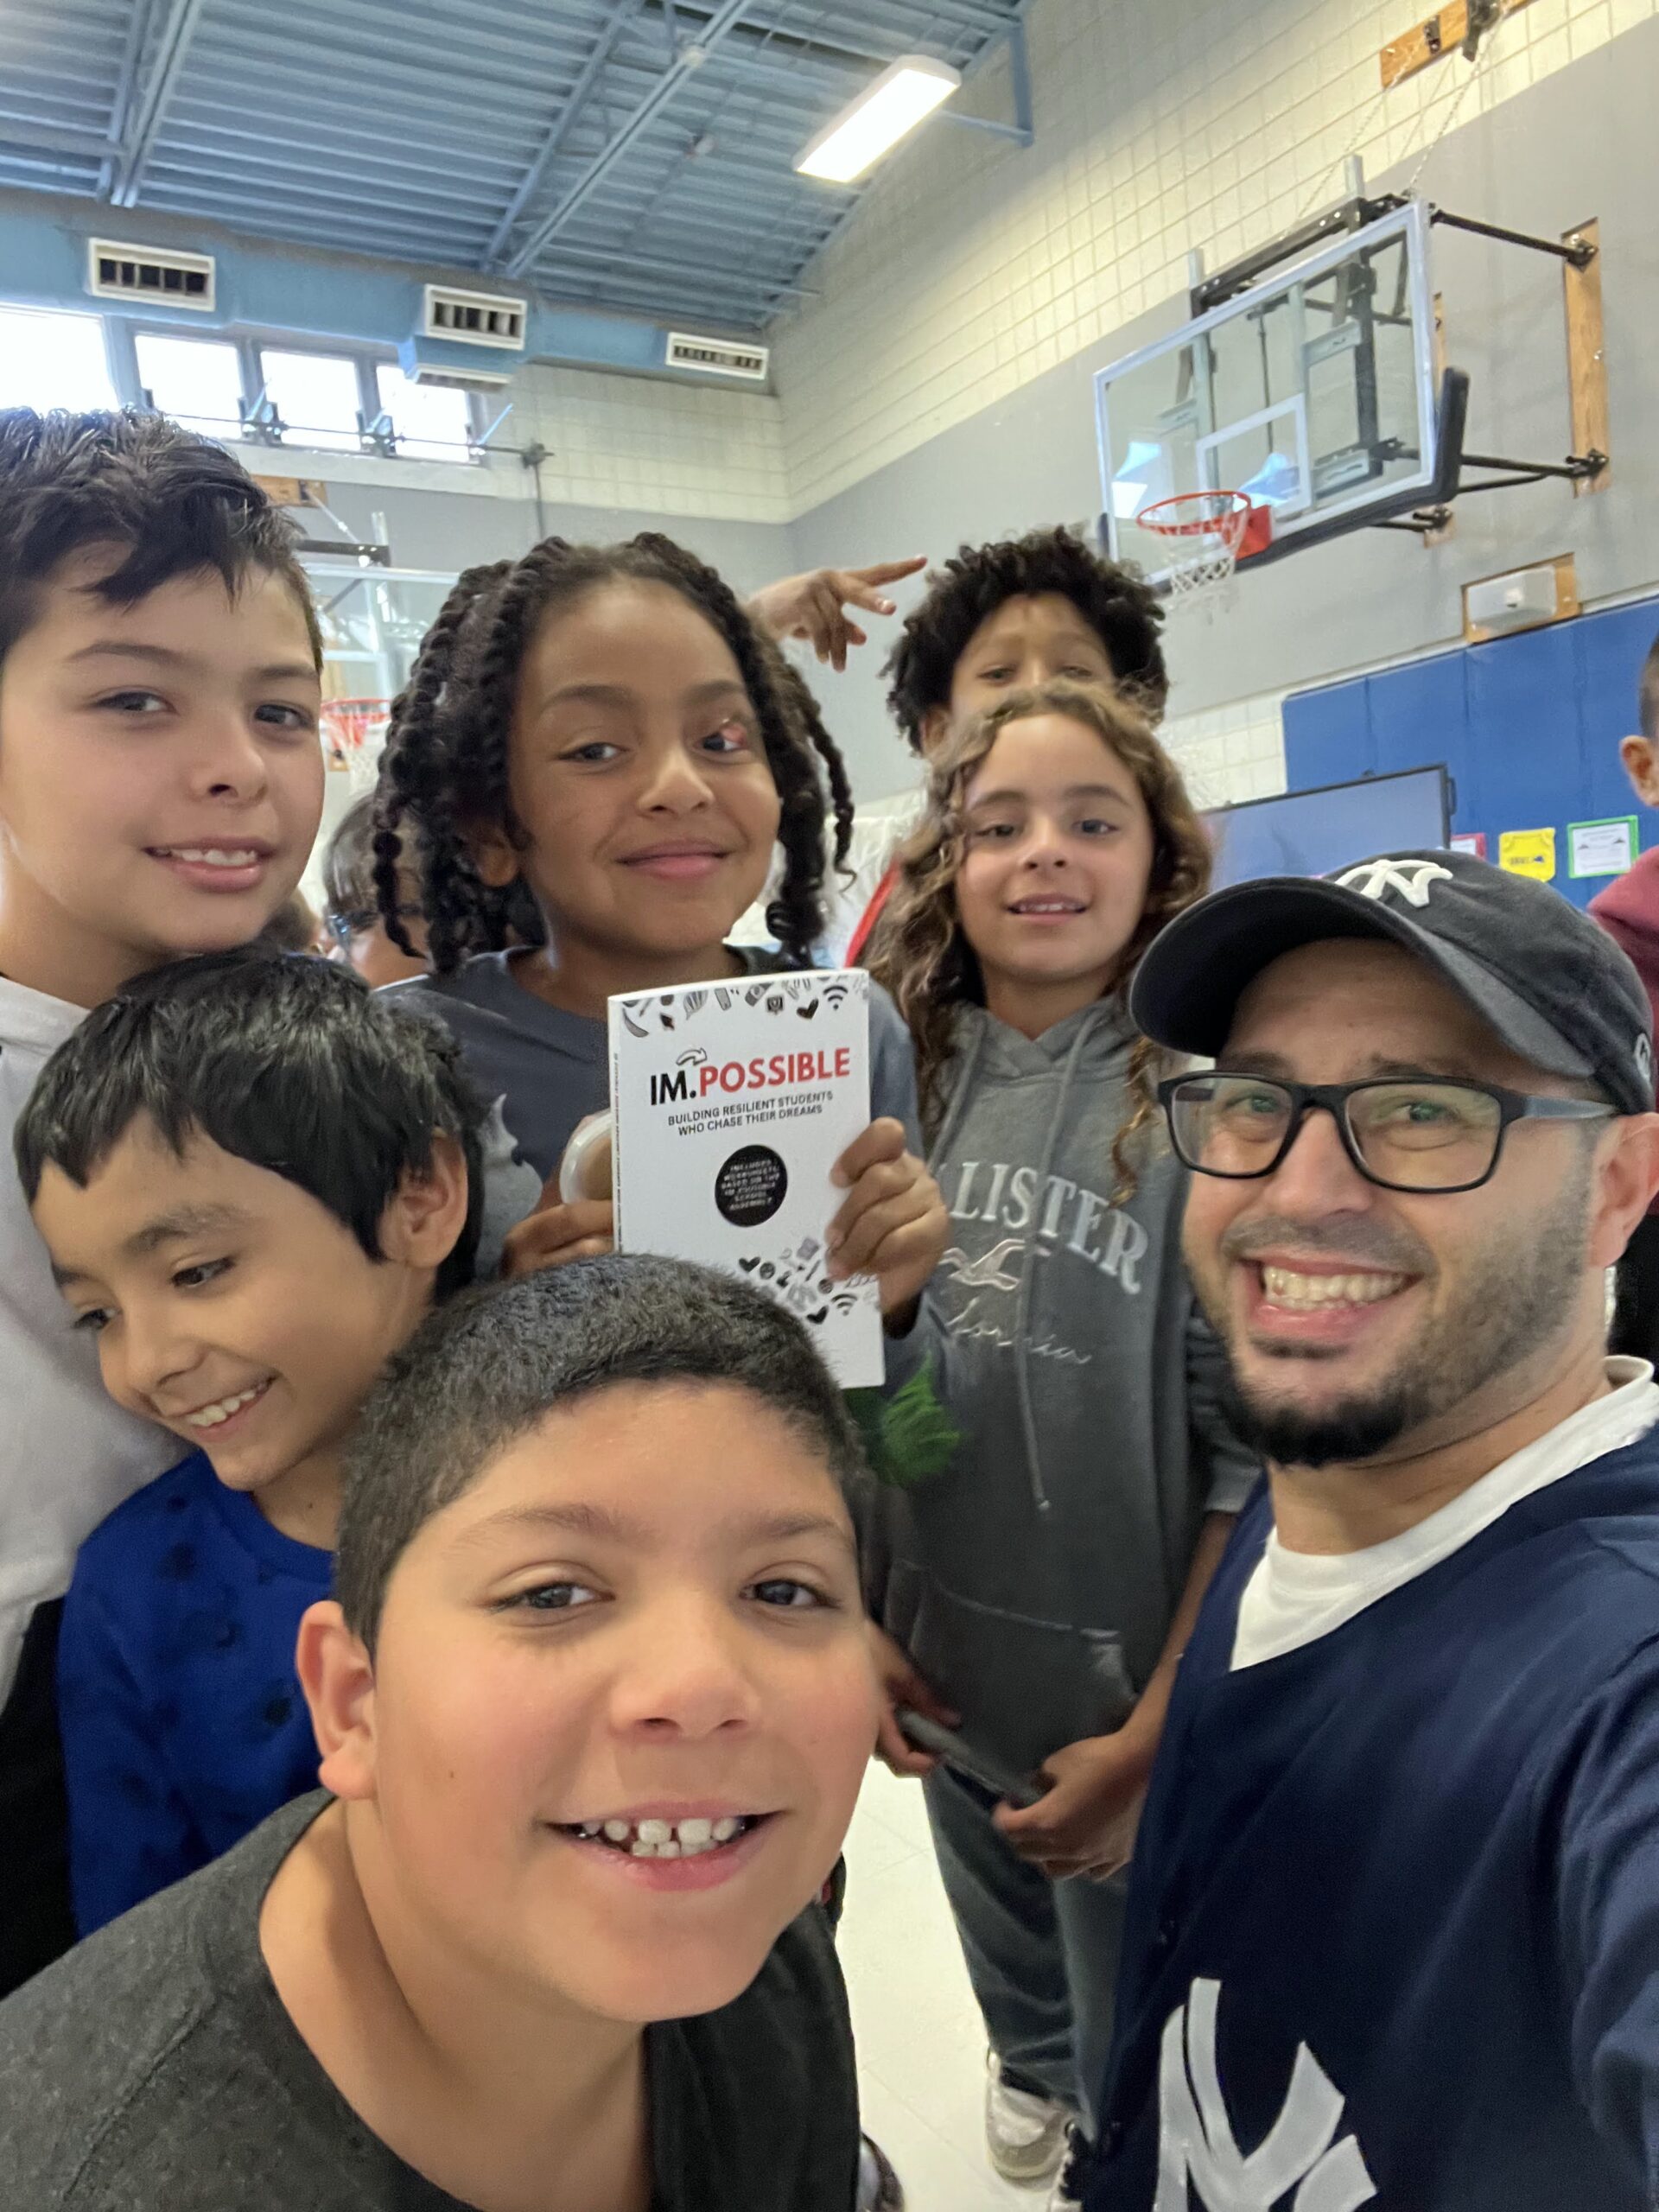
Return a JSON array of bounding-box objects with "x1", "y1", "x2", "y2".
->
[{"x1": 0, "y1": 406, "x2": 328, "y2": 1990}]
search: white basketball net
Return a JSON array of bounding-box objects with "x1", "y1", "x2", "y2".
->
[{"x1": 1140, "y1": 494, "x2": 1250, "y2": 618}]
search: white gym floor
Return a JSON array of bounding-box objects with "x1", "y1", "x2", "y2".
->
[{"x1": 841, "y1": 1763, "x2": 1035, "y2": 2209}]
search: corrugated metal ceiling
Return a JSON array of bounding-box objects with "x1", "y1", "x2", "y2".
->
[{"x1": 0, "y1": 0, "x2": 1027, "y2": 331}]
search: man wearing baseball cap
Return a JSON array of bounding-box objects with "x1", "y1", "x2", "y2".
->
[{"x1": 1078, "y1": 850, "x2": 1659, "y2": 2211}]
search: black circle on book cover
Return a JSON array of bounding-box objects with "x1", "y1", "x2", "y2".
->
[{"x1": 716, "y1": 1145, "x2": 788, "y2": 1227}]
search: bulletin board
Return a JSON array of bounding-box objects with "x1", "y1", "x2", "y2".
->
[{"x1": 1281, "y1": 594, "x2": 1659, "y2": 912}]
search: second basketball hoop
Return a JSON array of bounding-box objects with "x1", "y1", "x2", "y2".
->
[{"x1": 1135, "y1": 491, "x2": 1272, "y2": 616}]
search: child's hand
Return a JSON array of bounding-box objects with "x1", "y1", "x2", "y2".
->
[
  {"x1": 828, "y1": 1119, "x2": 947, "y2": 1320},
  {"x1": 501, "y1": 1192, "x2": 615, "y2": 1278},
  {"x1": 747, "y1": 557, "x2": 926, "y2": 672},
  {"x1": 868, "y1": 1624, "x2": 959, "y2": 1779},
  {"x1": 992, "y1": 1731, "x2": 1155, "y2": 1881}
]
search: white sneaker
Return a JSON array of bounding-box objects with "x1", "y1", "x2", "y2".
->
[
  {"x1": 1042, "y1": 2124, "x2": 1090, "y2": 2209},
  {"x1": 984, "y1": 2052, "x2": 1069, "y2": 2183}
]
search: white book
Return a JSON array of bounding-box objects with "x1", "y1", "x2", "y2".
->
[{"x1": 608, "y1": 969, "x2": 884, "y2": 1388}]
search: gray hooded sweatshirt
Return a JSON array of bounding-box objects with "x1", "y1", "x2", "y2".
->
[{"x1": 864, "y1": 998, "x2": 1258, "y2": 1777}]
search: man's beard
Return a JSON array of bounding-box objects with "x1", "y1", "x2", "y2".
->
[{"x1": 1202, "y1": 1155, "x2": 1596, "y2": 1471}]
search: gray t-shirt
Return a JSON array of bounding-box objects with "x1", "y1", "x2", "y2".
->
[
  {"x1": 389, "y1": 949, "x2": 922, "y2": 1185},
  {"x1": 0, "y1": 1794, "x2": 860, "y2": 2212}
]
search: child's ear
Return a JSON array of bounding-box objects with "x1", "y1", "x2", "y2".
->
[
  {"x1": 919, "y1": 703, "x2": 951, "y2": 758},
  {"x1": 1619, "y1": 735, "x2": 1659, "y2": 810},
  {"x1": 381, "y1": 1129, "x2": 470, "y2": 1272},
  {"x1": 296, "y1": 1601, "x2": 378, "y2": 1802},
  {"x1": 470, "y1": 820, "x2": 521, "y2": 889}
]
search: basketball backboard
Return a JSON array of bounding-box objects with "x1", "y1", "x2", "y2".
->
[{"x1": 1095, "y1": 200, "x2": 1447, "y2": 582}]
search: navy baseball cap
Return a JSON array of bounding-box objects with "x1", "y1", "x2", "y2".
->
[{"x1": 1129, "y1": 849, "x2": 1656, "y2": 1116}]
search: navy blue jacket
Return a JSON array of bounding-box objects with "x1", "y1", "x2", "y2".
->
[
  {"x1": 1085, "y1": 1428, "x2": 1659, "y2": 2210},
  {"x1": 57, "y1": 1451, "x2": 329, "y2": 1934}
]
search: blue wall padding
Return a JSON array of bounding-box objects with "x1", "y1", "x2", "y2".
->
[{"x1": 1283, "y1": 595, "x2": 1659, "y2": 910}]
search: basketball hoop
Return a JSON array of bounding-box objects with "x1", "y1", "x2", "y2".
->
[
  {"x1": 1136, "y1": 492, "x2": 1269, "y2": 617},
  {"x1": 321, "y1": 697, "x2": 391, "y2": 777}
]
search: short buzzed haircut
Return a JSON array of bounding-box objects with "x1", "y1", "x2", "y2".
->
[
  {"x1": 334, "y1": 1256, "x2": 867, "y2": 1649},
  {"x1": 16, "y1": 945, "x2": 486, "y2": 1298}
]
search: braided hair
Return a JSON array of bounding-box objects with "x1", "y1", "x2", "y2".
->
[
  {"x1": 868, "y1": 678, "x2": 1211, "y2": 1204},
  {"x1": 883, "y1": 525, "x2": 1168, "y2": 753},
  {"x1": 372, "y1": 534, "x2": 854, "y2": 975}
]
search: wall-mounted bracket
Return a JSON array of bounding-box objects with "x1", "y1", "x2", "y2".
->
[{"x1": 937, "y1": 17, "x2": 1033, "y2": 149}]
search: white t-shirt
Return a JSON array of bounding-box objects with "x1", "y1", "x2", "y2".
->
[
  {"x1": 0, "y1": 977, "x2": 178, "y2": 1713},
  {"x1": 1231, "y1": 1357, "x2": 1659, "y2": 1671}
]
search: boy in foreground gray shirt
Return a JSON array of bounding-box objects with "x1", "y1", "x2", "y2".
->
[{"x1": 0, "y1": 1259, "x2": 876, "y2": 2212}]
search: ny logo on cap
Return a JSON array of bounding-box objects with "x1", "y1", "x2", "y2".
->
[
  {"x1": 1637, "y1": 1033, "x2": 1654, "y2": 1086},
  {"x1": 1335, "y1": 858, "x2": 1454, "y2": 909}
]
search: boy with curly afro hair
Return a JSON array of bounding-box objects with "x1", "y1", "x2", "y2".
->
[{"x1": 849, "y1": 529, "x2": 1168, "y2": 961}]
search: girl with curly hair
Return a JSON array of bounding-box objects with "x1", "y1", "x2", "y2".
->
[
  {"x1": 843, "y1": 526, "x2": 1168, "y2": 963},
  {"x1": 863, "y1": 679, "x2": 1257, "y2": 2198},
  {"x1": 374, "y1": 532, "x2": 941, "y2": 1314}
]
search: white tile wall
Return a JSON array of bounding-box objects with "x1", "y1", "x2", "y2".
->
[
  {"x1": 772, "y1": 0, "x2": 1655, "y2": 515},
  {"x1": 508, "y1": 360, "x2": 790, "y2": 524},
  {"x1": 234, "y1": 359, "x2": 791, "y2": 524},
  {"x1": 1160, "y1": 683, "x2": 1289, "y2": 808}
]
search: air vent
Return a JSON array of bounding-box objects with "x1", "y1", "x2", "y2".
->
[
  {"x1": 666, "y1": 331, "x2": 770, "y2": 381},
  {"x1": 406, "y1": 360, "x2": 515, "y2": 392},
  {"x1": 422, "y1": 284, "x2": 527, "y2": 350},
  {"x1": 87, "y1": 238, "x2": 215, "y2": 311}
]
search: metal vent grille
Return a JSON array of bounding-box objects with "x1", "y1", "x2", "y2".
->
[
  {"x1": 666, "y1": 331, "x2": 770, "y2": 381},
  {"x1": 421, "y1": 285, "x2": 527, "y2": 349},
  {"x1": 87, "y1": 238, "x2": 216, "y2": 310}
]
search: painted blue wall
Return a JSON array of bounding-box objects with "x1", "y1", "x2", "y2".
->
[
  {"x1": 0, "y1": 186, "x2": 725, "y2": 382},
  {"x1": 1282, "y1": 596, "x2": 1659, "y2": 910}
]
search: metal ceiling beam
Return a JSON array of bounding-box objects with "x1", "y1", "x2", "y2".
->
[
  {"x1": 533, "y1": 236, "x2": 816, "y2": 299},
  {"x1": 182, "y1": 33, "x2": 567, "y2": 125},
  {"x1": 102, "y1": 0, "x2": 160, "y2": 198},
  {"x1": 111, "y1": 0, "x2": 209, "y2": 207},
  {"x1": 0, "y1": 118, "x2": 123, "y2": 162},
  {"x1": 502, "y1": 0, "x2": 753, "y2": 280},
  {"x1": 483, "y1": 0, "x2": 648, "y2": 270}
]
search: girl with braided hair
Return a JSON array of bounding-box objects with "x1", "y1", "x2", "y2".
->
[
  {"x1": 861, "y1": 680, "x2": 1257, "y2": 2202},
  {"x1": 377, "y1": 531, "x2": 944, "y2": 1322}
]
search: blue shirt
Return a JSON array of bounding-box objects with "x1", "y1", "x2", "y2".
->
[
  {"x1": 1084, "y1": 1426, "x2": 1659, "y2": 2212},
  {"x1": 57, "y1": 1451, "x2": 331, "y2": 1935}
]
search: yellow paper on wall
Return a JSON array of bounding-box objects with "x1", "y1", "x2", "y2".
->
[{"x1": 1498, "y1": 828, "x2": 1556, "y2": 881}]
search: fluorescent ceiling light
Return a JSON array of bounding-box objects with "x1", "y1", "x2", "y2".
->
[{"x1": 794, "y1": 54, "x2": 961, "y2": 183}]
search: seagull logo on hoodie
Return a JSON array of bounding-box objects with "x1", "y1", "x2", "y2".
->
[{"x1": 938, "y1": 1237, "x2": 1027, "y2": 1294}]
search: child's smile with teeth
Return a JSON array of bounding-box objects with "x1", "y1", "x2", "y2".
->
[
  {"x1": 562, "y1": 1813, "x2": 762, "y2": 1859},
  {"x1": 181, "y1": 1378, "x2": 272, "y2": 1430}
]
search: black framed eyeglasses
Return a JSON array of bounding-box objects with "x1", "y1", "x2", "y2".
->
[{"x1": 1159, "y1": 1072, "x2": 1614, "y2": 1195}]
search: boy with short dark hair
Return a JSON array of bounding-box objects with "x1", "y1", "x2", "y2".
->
[
  {"x1": 848, "y1": 526, "x2": 1169, "y2": 961},
  {"x1": 16, "y1": 946, "x2": 484, "y2": 1932},
  {"x1": 0, "y1": 1256, "x2": 881, "y2": 2212},
  {"x1": 0, "y1": 407, "x2": 327, "y2": 1988}
]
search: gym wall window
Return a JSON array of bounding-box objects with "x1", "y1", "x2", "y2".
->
[
  {"x1": 257, "y1": 347, "x2": 363, "y2": 453},
  {"x1": 372, "y1": 364, "x2": 474, "y2": 461},
  {"x1": 0, "y1": 305, "x2": 118, "y2": 411},
  {"x1": 134, "y1": 332, "x2": 244, "y2": 437}
]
